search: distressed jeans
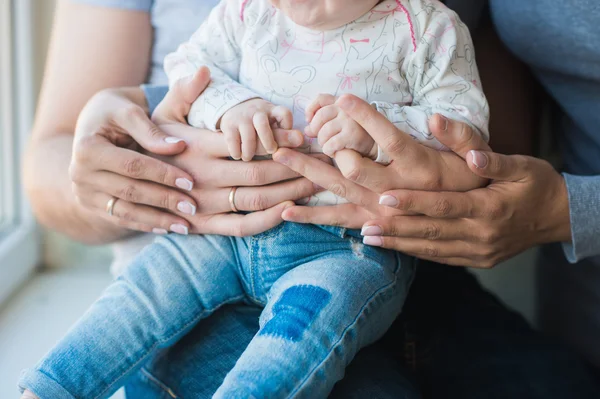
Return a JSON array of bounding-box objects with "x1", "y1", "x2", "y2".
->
[{"x1": 19, "y1": 222, "x2": 415, "y2": 399}]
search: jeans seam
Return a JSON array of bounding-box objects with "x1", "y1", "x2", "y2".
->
[
  {"x1": 140, "y1": 367, "x2": 178, "y2": 398},
  {"x1": 93, "y1": 294, "x2": 246, "y2": 399},
  {"x1": 285, "y1": 266, "x2": 401, "y2": 398}
]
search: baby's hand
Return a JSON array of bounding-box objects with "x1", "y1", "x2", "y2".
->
[
  {"x1": 219, "y1": 99, "x2": 293, "y2": 161},
  {"x1": 305, "y1": 94, "x2": 377, "y2": 159}
]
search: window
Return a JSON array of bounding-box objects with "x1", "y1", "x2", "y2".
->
[{"x1": 0, "y1": 0, "x2": 40, "y2": 304}]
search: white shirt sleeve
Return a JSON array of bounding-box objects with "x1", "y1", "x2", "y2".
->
[
  {"x1": 164, "y1": 0, "x2": 259, "y2": 130},
  {"x1": 372, "y1": 10, "x2": 490, "y2": 164}
]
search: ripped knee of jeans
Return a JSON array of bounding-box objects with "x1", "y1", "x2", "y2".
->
[{"x1": 259, "y1": 285, "x2": 331, "y2": 342}]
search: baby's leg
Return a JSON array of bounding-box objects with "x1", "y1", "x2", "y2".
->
[
  {"x1": 214, "y1": 249, "x2": 416, "y2": 399},
  {"x1": 19, "y1": 234, "x2": 246, "y2": 399}
]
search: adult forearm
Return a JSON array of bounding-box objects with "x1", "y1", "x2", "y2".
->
[{"x1": 24, "y1": 133, "x2": 131, "y2": 245}]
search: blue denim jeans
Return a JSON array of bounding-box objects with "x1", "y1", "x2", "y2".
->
[{"x1": 19, "y1": 223, "x2": 415, "y2": 399}]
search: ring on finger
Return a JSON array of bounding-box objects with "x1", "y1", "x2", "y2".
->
[
  {"x1": 229, "y1": 187, "x2": 239, "y2": 213},
  {"x1": 106, "y1": 197, "x2": 118, "y2": 217}
]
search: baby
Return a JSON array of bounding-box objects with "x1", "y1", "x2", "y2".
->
[{"x1": 20, "y1": 1, "x2": 489, "y2": 398}]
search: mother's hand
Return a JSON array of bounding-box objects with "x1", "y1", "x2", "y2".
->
[
  {"x1": 273, "y1": 94, "x2": 490, "y2": 228},
  {"x1": 69, "y1": 74, "x2": 207, "y2": 235},
  {"x1": 362, "y1": 149, "x2": 572, "y2": 268},
  {"x1": 151, "y1": 72, "x2": 320, "y2": 237},
  {"x1": 72, "y1": 67, "x2": 316, "y2": 237}
]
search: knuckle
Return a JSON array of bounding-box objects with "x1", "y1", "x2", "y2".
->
[
  {"x1": 433, "y1": 198, "x2": 453, "y2": 217},
  {"x1": 423, "y1": 173, "x2": 443, "y2": 191},
  {"x1": 158, "y1": 193, "x2": 172, "y2": 209},
  {"x1": 422, "y1": 245, "x2": 439, "y2": 258},
  {"x1": 155, "y1": 164, "x2": 170, "y2": 185},
  {"x1": 123, "y1": 158, "x2": 145, "y2": 178},
  {"x1": 120, "y1": 211, "x2": 135, "y2": 223},
  {"x1": 327, "y1": 183, "x2": 347, "y2": 199},
  {"x1": 118, "y1": 185, "x2": 139, "y2": 202},
  {"x1": 423, "y1": 223, "x2": 441, "y2": 240},
  {"x1": 250, "y1": 194, "x2": 271, "y2": 211},
  {"x1": 382, "y1": 135, "x2": 408, "y2": 156},
  {"x1": 396, "y1": 194, "x2": 414, "y2": 211},
  {"x1": 343, "y1": 165, "x2": 363, "y2": 183},
  {"x1": 484, "y1": 200, "x2": 506, "y2": 220},
  {"x1": 480, "y1": 228, "x2": 500, "y2": 244},
  {"x1": 244, "y1": 166, "x2": 265, "y2": 185}
]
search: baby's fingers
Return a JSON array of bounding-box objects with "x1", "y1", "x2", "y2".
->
[
  {"x1": 239, "y1": 122, "x2": 258, "y2": 162},
  {"x1": 270, "y1": 105, "x2": 294, "y2": 130},
  {"x1": 223, "y1": 126, "x2": 242, "y2": 160},
  {"x1": 305, "y1": 94, "x2": 337, "y2": 124},
  {"x1": 307, "y1": 105, "x2": 339, "y2": 138},
  {"x1": 254, "y1": 112, "x2": 278, "y2": 154}
]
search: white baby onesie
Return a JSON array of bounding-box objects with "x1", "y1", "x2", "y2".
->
[{"x1": 165, "y1": 0, "x2": 490, "y2": 206}]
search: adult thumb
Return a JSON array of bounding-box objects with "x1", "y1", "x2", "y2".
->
[{"x1": 467, "y1": 150, "x2": 531, "y2": 181}]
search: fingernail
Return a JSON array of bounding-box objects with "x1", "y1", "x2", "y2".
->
[
  {"x1": 379, "y1": 195, "x2": 399, "y2": 207},
  {"x1": 361, "y1": 225, "x2": 383, "y2": 236},
  {"x1": 470, "y1": 150, "x2": 488, "y2": 169},
  {"x1": 177, "y1": 201, "x2": 197, "y2": 216},
  {"x1": 170, "y1": 224, "x2": 189, "y2": 235},
  {"x1": 176, "y1": 178, "x2": 194, "y2": 192},
  {"x1": 296, "y1": 197, "x2": 310, "y2": 205},
  {"x1": 363, "y1": 236, "x2": 383, "y2": 247},
  {"x1": 165, "y1": 137, "x2": 184, "y2": 144},
  {"x1": 440, "y1": 115, "x2": 448, "y2": 131},
  {"x1": 314, "y1": 183, "x2": 325, "y2": 192},
  {"x1": 152, "y1": 228, "x2": 169, "y2": 235}
]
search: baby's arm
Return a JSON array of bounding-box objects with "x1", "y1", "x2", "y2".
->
[
  {"x1": 164, "y1": 0, "x2": 257, "y2": 131},
  {"x1": 164, "y1": 0, "x2": 292, "y2": 160},
  {"x1": 372, "y1": 10, "x2": 490, "y2": 162}
]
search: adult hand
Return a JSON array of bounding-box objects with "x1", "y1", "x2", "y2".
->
[
  {"x1": 69, "y1": 72, "x2": 208, "y2": 235},
  {"x1": 273, "y1": 94, "x2": 490, "y2": 228},
  {"x1": 362, "y1": 148, "x2": 571, "y2": 268},
  {"x1": 71, "y1": 67, "x2": 316, "y2": 237},
  {"x1": 150, "y1": 68, "x2": 320, "y2": 237}
]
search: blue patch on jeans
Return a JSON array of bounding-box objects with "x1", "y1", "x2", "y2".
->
[{"x1": 259, "y1": 285, "x2": 331, "y2": 342}]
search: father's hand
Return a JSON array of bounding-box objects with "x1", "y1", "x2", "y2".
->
[
  {"x1": 273, "y1": 94, "x2": 490, "y2": 228},
  {"x1": 362, "y1": 148, "x2": 571, "y2": 268}
]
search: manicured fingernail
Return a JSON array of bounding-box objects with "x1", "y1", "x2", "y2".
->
[
  {"x1": 152, "y1": 228, "x2": 168, "y2": 235},
  {"x1": 361, "y1": 225, "x2": 383, "y2": 236},
  {"x1": 379, "y1": 195, "x2": 399, "y2": 207},
  {"x1": 165, "y1": 137, "x2": 184, "y2": 144},
  {"x1": 170, "y1": 224, "x2": 189, "y2": 235},
  {"x1": 470, "y1": 150, "x2": 488, "y2": 168},
  {"x1": 176, "y1": 178, "x2": 194, "y2": 192},
  {"x1": 177, "y1": 201, "x2": 196, "y2": 216},
  {"x1": 363, "y1": 236, "x2": 383, "y2": 247},
  {"x1": 440, "y1": 115, "x2": 448, "y2": 131}
]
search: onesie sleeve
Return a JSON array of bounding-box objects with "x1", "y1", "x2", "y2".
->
[
  {"x1": 164, "y1": 0, "x2": 259, "y2": 130},
  {"x1": 372, "y1": 8, "x2": 490, "y2": 163}
]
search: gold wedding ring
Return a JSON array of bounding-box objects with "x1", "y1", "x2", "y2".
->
[
  {"x1": 106, "y1": 197, "x2": 118, "y2": 217},
  {"x1": 228, "y1": 187, "x2": 239, "y2": 213}
]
